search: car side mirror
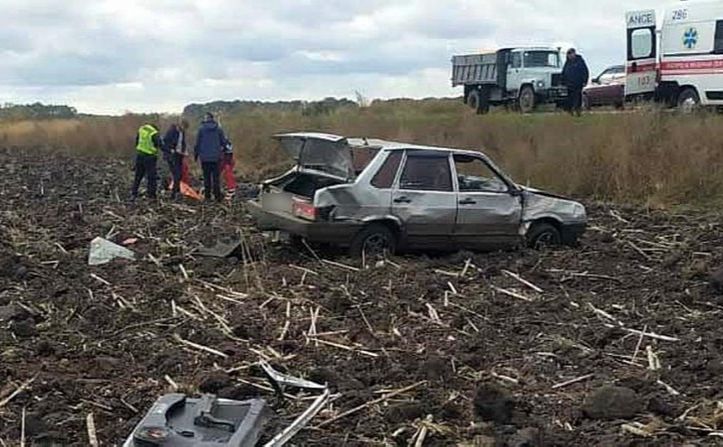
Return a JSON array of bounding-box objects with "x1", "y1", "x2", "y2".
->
[{"x1": 592, "y1": 77, "x2": 600, "y2": 84}]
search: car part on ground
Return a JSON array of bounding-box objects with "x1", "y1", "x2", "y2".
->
[
  {"x1": 248, "y1": 133, "x2": 587, "y2": 257},
  {"x1": 88, "y1": 237, "x2": 136, "y2": 266},
  {"x1": 195, "y1": 239, "x2": 244, "y2": 259},
  {"x1": 123, "y1": 363, "x2": 329, "y2": 447}
]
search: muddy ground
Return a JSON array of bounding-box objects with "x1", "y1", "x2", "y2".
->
[{"x1": 0, "y1": 149, "x2": 722, "y2": 447}]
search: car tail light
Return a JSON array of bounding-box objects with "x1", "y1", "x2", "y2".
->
[
  {"x1": 292, "y1": 198, "x2": 317, "y2": 221},
  {"x1": 135, "y1": 426, "x2": 170, "y2": 445}
]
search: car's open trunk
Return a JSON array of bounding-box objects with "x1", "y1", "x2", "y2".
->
[{"x1": 259, "y1": 133, "x2": 377, "y2": 215}]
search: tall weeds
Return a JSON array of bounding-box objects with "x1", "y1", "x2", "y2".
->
[{"x1": 1, "y1": 101, "x2": 722, "y2": 207}]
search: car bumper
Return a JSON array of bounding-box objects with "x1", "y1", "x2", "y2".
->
[{"x1": 246, "y1": 200, "x2": 361, "y2": 245}]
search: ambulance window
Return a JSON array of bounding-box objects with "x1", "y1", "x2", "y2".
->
[
  {"x1": 631, "y1": 29, "x2": 653, "y2": 59},
  {"x1": 715, "y1": 21, "x2": 723, "y2": 53}
]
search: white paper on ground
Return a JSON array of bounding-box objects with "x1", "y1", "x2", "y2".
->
[{"x1": 88, "y1": 237, "x2": 136, "y2": 266}]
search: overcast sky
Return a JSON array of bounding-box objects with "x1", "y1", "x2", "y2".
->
[{"x1": 0, "y1": 0, "x2": 663, "y2": 114}]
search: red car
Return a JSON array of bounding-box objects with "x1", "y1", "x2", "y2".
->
[{"x1": 583, "y1": 65, "x2": 626, "y2": 109}]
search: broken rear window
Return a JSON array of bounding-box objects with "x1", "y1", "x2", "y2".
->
[
  {"x1": 371, "y1": 151, "x2": 402, "y2": 189},
  {"x1": 400, "y1": 153, "x2": 453, "y2": 192}
]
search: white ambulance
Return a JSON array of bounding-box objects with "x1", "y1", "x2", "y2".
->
[{"x1": 626, "y1": 1, "x2": 723, "y2": 110}]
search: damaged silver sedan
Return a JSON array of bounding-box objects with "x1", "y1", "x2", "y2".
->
[{"x1": 247, "y1": 133, "x2": 587, "y2": 257}]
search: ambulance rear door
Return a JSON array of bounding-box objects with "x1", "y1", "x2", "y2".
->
[{"x1": 626, "y1": 10, "x2": 658, "y2": 98}]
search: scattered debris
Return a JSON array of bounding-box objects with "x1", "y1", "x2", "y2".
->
[
  {"x1": 1, "y1": 151, "x2": 722, "y2": 445},
  {"x1": 196, "y1": 239, "x2": 243, "y2": 258},
  {"x1": 124, "y1": 362, "x2": 329, "y2": 447},
  {"x1": 87, "y1": 237, "x2": 135, "y2": 266}
]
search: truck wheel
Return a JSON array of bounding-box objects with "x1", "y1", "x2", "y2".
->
[
  {"x1": 467, "y1": 90, "x2": 487, "y2": 114},
  {"x1": 519, "y1": 86, "x2": 536, "y2": 114},
  {"x1": 526, "y1": 222, "x2": 562, "y2": 249},
  {"x1": 678, "y1": 88, "x2": 700, "y2": 113},
  {"x1": 349, "y1": 224, "x2": 397, "y2": 258}
]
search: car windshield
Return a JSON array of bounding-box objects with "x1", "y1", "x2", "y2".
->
[{"x1": 524, "y1": 51, "x2": 560, "y2": 68}]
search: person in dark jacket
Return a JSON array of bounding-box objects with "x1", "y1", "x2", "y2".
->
[
  {"x1": 163, "y1": 120, "x2": 190, "y2": 199},
  {"x1": 194, "y1": 113, "x2": 227, "y2": 202},
  {"x1": 131, "y1": 122, "x2": 163, "y2": 200},
  {"x1": 561, "y1": 48, "x2": 590, "y2": 116}
]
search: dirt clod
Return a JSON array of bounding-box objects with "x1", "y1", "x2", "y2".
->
[
  {"x1": 509, "y1": 427, "x2": 541, "y2": 447},
  {"x1": 711, "y1": 266, "x2": 723, "y2": 293},
  {"x1": 473, "y1": 384, "x2": 516, "y2": 424},
  {"x1": 0, "y1": 303, "x2": 29, "y2": 322},
  {"x1": 10, "y1": 318, "x2": 37, "y2": 337},
  {"x1": 24, "y1": 413, "x2": 49, "y2": 439},
  {"x1": 386, "y1": 402, "x2": 428, "y2": 423},
  {"x1": 582, "y1": 386, "x2": 642, "y2": 420},
  {"x1": 198, "y1": 372, "x2": 233, "y2": 393},
  {"x1": 418, "y1": 354, "x2": 451, "y2": 381}
]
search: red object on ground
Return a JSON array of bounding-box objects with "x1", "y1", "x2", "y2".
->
[
  {"x1": 180, "y1": 157, "x2": 191, "y2": 185},
  {"x1": 179, "y1": 182, "x2": 202, "y2": 200},
  {"x1": 221, "y1": 153, "x2": 237, "y2": 191}
]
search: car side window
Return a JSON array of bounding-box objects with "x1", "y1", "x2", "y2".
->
[
  {"x1": 454, "y1": 155, "x2": 508, "y2": 193},
  {"x1": 371, "y1": 151, "x2": 402, "y2": 189},
  {"x1": 400, "y1": 154, "x2": 453, "y2": 192}
]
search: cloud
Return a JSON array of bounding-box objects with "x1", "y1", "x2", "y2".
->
[{"x1": 0, "y1": 0, "x2": 664, "y2": 113}]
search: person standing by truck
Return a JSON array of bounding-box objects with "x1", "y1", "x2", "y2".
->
[
  {"x1": 562, "y1": 48, "x2": 590, "y2": 116},
  {"x1": 194, "y1": 113, "x2": 227, "y2": 203}
]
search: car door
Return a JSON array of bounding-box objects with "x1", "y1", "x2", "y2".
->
[
  {"x1": 392, "y1": 150, "x2": 457, "y2": 249},
  {"x1": 453, "y1": 154, "x2": 523, "y2": 250}
]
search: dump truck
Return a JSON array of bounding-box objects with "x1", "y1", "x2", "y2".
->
[{"x1": 452, "y1": 47, "x2": 568, "y2": 114}]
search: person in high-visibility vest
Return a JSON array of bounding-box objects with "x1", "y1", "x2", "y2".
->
[{"x1": 131, "y1": 123, "x2": 163, "y2": 200}]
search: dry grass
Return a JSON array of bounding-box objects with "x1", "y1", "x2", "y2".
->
[{"x1": 1, "y1": 101, "x2": 722, "y2": 207}]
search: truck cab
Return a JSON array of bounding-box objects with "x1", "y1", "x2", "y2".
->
[
  {"x1": 626, "y1": 1, "x2": 723, "y2": 110},
  {"x1": 505, "y1": 48, "x2": 567, "y2": 112}
]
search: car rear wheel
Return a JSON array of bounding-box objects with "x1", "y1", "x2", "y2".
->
[
  {"x1": 349, "y1": 224, "x2": 397, "y2": 258},
  {"x1": 526, "y1": 222, "x2": 562, "y2": 249}
]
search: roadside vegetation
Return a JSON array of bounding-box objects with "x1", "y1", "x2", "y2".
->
[{"x1": 1, "y1": 99, "x2": 722, "y2": 207}]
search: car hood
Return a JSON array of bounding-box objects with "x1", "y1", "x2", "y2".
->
[
  {"x1": 519, "y1": 185, "x2": 586, "y2": 224},
  {"x1": 274, "y1": 133, "x2": 354, "y2": 180},
  {"x1": 518, "y1": 185, "x2": 571, "y2": 201}
]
